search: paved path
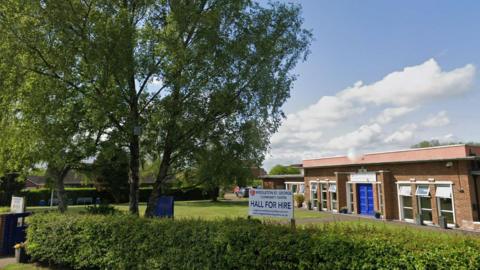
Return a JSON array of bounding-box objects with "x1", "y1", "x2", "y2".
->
[
  {"x1": 0, "y1": 256, "x2": 15, "y2": 269},
  {"x1": 282, "y1": 209, "x2": 480, "y2": 236}
]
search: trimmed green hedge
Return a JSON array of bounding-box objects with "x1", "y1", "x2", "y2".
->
[
  {"x1": 27, "y1": 213, "x2": 480, "y2": 269},
  {"x1": 21, "y1": 187, "x2": 208, "y2": 206}
]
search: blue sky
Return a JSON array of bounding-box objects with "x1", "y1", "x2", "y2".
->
[{"x1": 264, "y1": 1, "x2": 480, "y2": 170}]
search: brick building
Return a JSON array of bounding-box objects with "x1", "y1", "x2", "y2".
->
[
  {"x1": 285, "y1": 144, "x2": 480, "y2": 230},
  {"x1": 260, "y1": 174, "x2": 304, "y2": 190}
]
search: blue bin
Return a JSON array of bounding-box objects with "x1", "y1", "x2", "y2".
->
[{"x1": 0, "y1": 212, "x2": 31, "y2": 256}]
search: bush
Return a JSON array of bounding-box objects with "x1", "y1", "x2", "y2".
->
[
  {"x1": 21, "y1": 187, "x2": 209, "y2": 206},
  {"x1": 294, "y1": 194, "x2": 304, "y2": 207},
  {"x1": 85, "y1": 204, "x2": 118, "y2": 215},
  {"x1": 26, "y1": 213, "x2": 480, "y2": 270}
]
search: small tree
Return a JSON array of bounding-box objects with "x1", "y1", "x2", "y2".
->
[{"x1": 89, "y1": 144, "x2": 130, "y2": 204}]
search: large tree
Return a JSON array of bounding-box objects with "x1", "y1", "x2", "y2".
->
[
  {"x1": 0, "y1": 0, "x2": 311, "y2": 215},
  {"x1": 0, "y1": 32, "x2": 103, "y2": 212}
]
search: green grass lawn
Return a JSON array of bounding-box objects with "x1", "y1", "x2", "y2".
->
[
  {"x1": 21, "y1": 200, "x2": 480, "y2": 237},
  {"x1": 26, "y1": 200, "x2": 329, "y2": 220},
  {"x1": 2, "y1": 264, "x2": 49, "y2": 270}
]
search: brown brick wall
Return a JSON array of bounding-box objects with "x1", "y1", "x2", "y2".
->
[
  {"x1": 304, "y1": 160, "x2": 476, "y2": 229},
  {"x1": 262, "y1": 177, "x2": 303, "y2": 190},
  {"x1": 336, "y1": 173, "x2": 348, "y2": 211}
]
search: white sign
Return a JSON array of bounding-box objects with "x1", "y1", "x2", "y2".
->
[
  {"x1": 350, "y1": 172, "x2": 377, "y2": 183},
  {"x1": 248, "y1": 189, "x2": 293, "y2": 219},
  {"x1": 10, "y1": 196, "x2": 25, "y2": 213}
]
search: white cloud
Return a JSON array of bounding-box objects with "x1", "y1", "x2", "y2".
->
[
  {"x1": 265, "y1": 59, "x2": 476, "y2": 170},
  {"x1": 326, "y1": 123, "x2": 382, "y2": 150},
  {"x1": 422, "y1": 111, "x2": 450, "y2": 127},
  {"x1": 373, "y1": 107, "x2": 416, "y2": 124},
  {"x1": 384, "y1": 124, "x2": 418, "y2": 144},
  {"x1": 338, "y1": 59, "x2": 475, "y2": 106}
]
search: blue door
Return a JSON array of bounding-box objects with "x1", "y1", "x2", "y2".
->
[{"x1": 357, "y1": 184, "x2": 374, "y2": 215}]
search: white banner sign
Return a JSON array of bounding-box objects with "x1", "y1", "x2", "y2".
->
[
  {"x1": 248, "y1": 189, "x2": 293, "y2": 219},
  {"x1": 10, "y1": 196, "x2": 25, "y2": 213},
  {"x1": 350, "y1": 172, "x2": 377, "y2": 183}
]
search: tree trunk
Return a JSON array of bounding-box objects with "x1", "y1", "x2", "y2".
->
[
  {"x1": 47, "y1": 165, "x2": 70, "y2": 213},
  {"x1": 128, "y1": 133, "x2": 140, "y2": 215},
  {"x1": 145, "y1": 146, "x2": 172, "y2": 217},
  {"x1": 210, "y1": 186, "x2": 219, "y2": 202}
]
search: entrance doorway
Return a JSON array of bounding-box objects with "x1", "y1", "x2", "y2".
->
[{"x1": 357, "y1": 184, "x2": 374, "y2": 215}]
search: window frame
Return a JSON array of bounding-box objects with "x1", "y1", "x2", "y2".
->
[
  {"x1": 397, "y1": 184, "x2": 414, "y2": 222},
  {"x1": 320, "y1": 183, "x2": 328, "y2": 210},
  {"x1": 436, "y1": 184, "x2": 455, "y2": 226},
  {"x1": 329, "y1": 183, "x2": 337, "y2": 212},
  {"x1": 310, "y1": 181, "x2": 319, "y2": 209},
  {"x1": 415, "y1": 185, "x2": 430, "y2": 197}
]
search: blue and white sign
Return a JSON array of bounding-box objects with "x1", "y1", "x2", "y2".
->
[
  {"x1": 248, "y1": 189, "x2": 293, "y2": 219},
  {"x1": 154, "y1": 196, "x2": 174, "y2": 218}
]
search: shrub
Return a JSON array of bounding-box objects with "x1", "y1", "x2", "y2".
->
[
  {"x1": 21, "y1": 187, "x2": 209, "y2": 206},
  {"x1": 85, "y1": 204, "x2": 118, "y2": 215},
  {"x1": 26, "y1": 213, "x2": 480, "y2": 270},
  {"x1": 294, "y1": 194, "x2": 304, "y2": 207}
]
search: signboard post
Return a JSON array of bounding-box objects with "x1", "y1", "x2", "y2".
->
[
  {"x1": 10, "y1": 196, "x2": 25, "y2": 214},
  {"x1": 248, "y1": 189, "x2": 295, "y2": 229}
]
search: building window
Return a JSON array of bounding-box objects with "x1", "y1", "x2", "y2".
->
[
  {"x1": 415, "y1": 185, "x2": 432, "y2": 222},
  {"x1": 398, "y1": 185, "x2": 413, "y2": 221},
  {"x1": 310, "y1": 182, "x2": 318, "y2": 208},
  {"x1": 299, "y1": 184, "x2": 305, "y2": 194},
  {"x1": 377, "y1": 184, "x2": 384, "y2": 215},
  {"x1": 286, "y1": 183, "x2": 305, "y2": 195},
  {"x1": 320, "y1": 183, "x2": 328, "y2": 210},
  {"x1": 329, "y1": 183, "x2": 337, "y2": 211},
  {"x1": 436, "y1": 185, "x2": 454, "y2": 225},
  {"x1": 347, "y1": 183, "x2": 354, "y2": 213}
]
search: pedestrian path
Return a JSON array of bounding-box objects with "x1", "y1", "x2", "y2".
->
[{"x1": 0, "y1": 256, "x2": 15, "y2": 269}]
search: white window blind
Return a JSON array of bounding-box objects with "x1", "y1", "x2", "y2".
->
[
  {"x1": 415, "y1": 185, "x2": 430, "y2": 197},
  {"x1": 398, "y1": 185, "x2": 411, "y2": 196},
  {"x1": 328, "y1": 184, "x2": 337, "y2": 192},
  {"x1": 436, "y1": 185, "x2": 452, "y2": 198}
]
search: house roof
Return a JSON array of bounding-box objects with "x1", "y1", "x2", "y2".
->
[
  {"x1": 303, "y1": 144, "x2": 480, "y2": 168},
  {"x1": 26, "y1": 171, "x2": 87, "y2": 186},
  {"x1": 259, "y1": 174, "x2": 304, "y2": 180}
]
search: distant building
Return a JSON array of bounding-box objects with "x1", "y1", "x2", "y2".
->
[
  {"x1": 25, "y1": 171, "x2": 91, "y2": 189},
  {"x1": 260, "y1": 174, "x2": 304, "y2": 191}
]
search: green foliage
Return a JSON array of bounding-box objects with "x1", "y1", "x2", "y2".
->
[
  {"x1": 269, "y1": 165, "x2": 300, "y2": 175},
  {"x1": 411, "y1": 140, "x2": 480, "y2": 148},
  {"x1": 27, "y1": 213, "x2": 480, "y2": 270},
  {"x1": 0, "y1": 173, "x2": 24, "y2": 205},
  {"x1": 20, "y1": 187, "x2": 208, "y2": 206},
  {"x1": 1, "y1": 0, "x2": 312, "y2": 214},
  {"x1": 294, "y1": 194, "x2": 305, "y2": 207},
  {"x1": 85, "y1": 204, "x2": 118, "y2": 215},
  {"x1": 88, "y1": 145, "x2": 130, "y2": 203}
]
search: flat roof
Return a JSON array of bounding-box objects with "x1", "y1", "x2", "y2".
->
[
  {"x1": 259, "y1": 174, "x2": 304, "y2": 179},
  {"x1": 303, "y1": 144, "x2": 480, "y2": 168}
]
